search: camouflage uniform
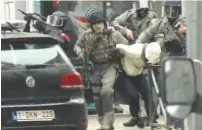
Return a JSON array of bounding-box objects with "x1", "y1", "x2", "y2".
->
[
  {"x1": 136, "y1": 16, "x2": 187, "y2": 108},
  {"x1": 136, "y1": 15, "x2": 186, "y2": 52},
  {"x1": 74, "y1": 27, "x2": 128, "y2": 129},
  {"x1": 111, "y1": 8, "x2": 157, "y2": 43}
]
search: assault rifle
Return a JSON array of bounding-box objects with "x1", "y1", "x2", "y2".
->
[
  {"x1": 17, "y1": 9, "x2": 70, "y2": 44},
  {"x1": 84, "y1": 42, "x2": 93, "y2": 89}
]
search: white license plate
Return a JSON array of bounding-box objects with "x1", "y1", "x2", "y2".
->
[{"x1": 12, "y1": 110, "x2": 55, "y2": 121}]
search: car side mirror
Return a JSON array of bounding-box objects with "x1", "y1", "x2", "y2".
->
[{"x1": 162, "y1": 57, "x2": 197, "y2": 119}]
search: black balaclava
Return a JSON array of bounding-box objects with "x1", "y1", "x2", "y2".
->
[
  {"x1": 136, "y1": 7, "x2": 149, "y2": 18},
  {"x1": 163, "y1": 1, "x2": 182, "y2": 26}
]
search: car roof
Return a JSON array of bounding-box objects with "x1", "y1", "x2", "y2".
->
[{"x1": 1, "y1": 32, "x2": 54, "y2": 40}]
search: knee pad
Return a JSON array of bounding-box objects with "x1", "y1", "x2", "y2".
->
[{"x1": 100, "y1": 87, "x2": 114, "y2": 97}]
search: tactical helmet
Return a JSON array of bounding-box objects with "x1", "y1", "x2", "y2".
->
[
  {"x1": 163, "y1": 1, "x2": 182, "y2": 26},
  {"x1": 163, "y1": 1, "x2": 181, "y2": 18},
  {"x1": 46, "y1": 11, "x2": 67, "y2": 27},
  {"x1": 85, "y1": 8, "x2": 106, "y2": 24}
]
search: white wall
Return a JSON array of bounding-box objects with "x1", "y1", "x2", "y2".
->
[
  {"x1": 1, "y1": 0, "x2": 34, "y2": 21},
  {"x1": 139, "y1": 0, "x2": 149, "y2": 8},
  {"x1": 183, "y1": 1, "x2": 202, "y2": 130},
  {"x1": 1, "y1": 0, "x2": 15, "y2": 20},
  {"x1": 0, "y1": 1, "x2": 5, "y2": 21}
]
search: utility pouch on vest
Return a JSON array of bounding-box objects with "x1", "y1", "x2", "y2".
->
[
  {"x1": 87, "y1": 29, "x2": 120, "y2": 64},
  {"x1": 89, "y1": 49, "x2": 110, "y2": 64},
  {"x1": 89, "y1": 47, "x2": 121, "y2": 64}
]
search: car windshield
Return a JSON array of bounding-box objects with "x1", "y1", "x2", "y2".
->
[{"x1": 1, "y1": 38, "x2": 73, "y2": 69}]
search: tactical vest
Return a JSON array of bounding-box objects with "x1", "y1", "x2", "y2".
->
[
  {"x1": 85, "y1": 31, "x2": 119, "y2": 64},
  {"x1": 126, "y1": 11, "x2": 157, "y2": 35},
  {"x1": 156, "y1": 18, "x2": 185, "y2": 54}
]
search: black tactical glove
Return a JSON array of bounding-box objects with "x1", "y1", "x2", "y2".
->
[
  {"x1": 24, "y1": 16, "x2": 31, "y2": 23},
  {"x1": 164, "y1": 39, "x2": 183, "y2": 53},
  {"x1": 136, "y1": 8, "x2": 149, "y2": 18},
  {"x1": 108, "y1": 47, "x2": 121, "y2": 62},
  {"x1": 34, "y1": 21, "x2": 46, "y2": 32},
  {"x1": 23, "y1": 14, "x2": 32, "y2": 32}
]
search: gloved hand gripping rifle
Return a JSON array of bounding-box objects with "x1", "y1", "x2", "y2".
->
[
  {"x1": 84, "y1": 41, "x2": 93, "y2": 89},
  {"x1": 17, "y1": 9, "x2": 70, "y2": 44}
]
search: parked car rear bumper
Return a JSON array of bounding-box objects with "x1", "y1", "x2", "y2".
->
[
  {"x1": 2, "y1": 98, "x2": 88, "y2": 130},
  {"x1": 1, "y1": 124, "x2": 86, "y2": 130}
]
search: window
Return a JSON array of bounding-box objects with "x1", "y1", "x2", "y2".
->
[{"x1": 1, "y1": 38, "x2": 72, "y2": 68}]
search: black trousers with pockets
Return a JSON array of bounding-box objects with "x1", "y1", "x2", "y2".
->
[{"x1": 127, "y1": 73, "x2": 158, "y2": 121}]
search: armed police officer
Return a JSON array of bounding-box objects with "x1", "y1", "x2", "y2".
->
[
  {"x1": 136, "y1": 1, "x2": 186, "y2": 56},
  {"x1": 111, "y1": 7, "x2": 157, "y2": 44},
  {"x1": 135, "y1": 2, "x2": 187, "y2": 128},
  {"x1": 135, "y1": 1, "x2": 186, "y2": 88},
  {"x1": 46, "y1": 11, "x2": 79, "y2": 57},
  {"x1": 23, "y1": 11, "x2": 79, "y2": 57},
  {"x1": 74, "y1": 9, "x2": 128, "y2": 130}
]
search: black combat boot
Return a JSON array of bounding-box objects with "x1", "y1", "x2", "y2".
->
[
  {"x1": 137, "y1": 117, "x2": 149, "y2": 128},
  {"x1": 96, "y1": 126, "x2": 114, "y2": 130},
  {"x1": 123, "y1": 117, "x2": 140, "y2": 127},
  {"x1": 137, "y1": 117, "x2": 161, "y2": 129}
]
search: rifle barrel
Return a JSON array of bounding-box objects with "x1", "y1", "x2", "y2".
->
[{"x1": 17, "y1": 9, "x2": 61, "y2": 32}]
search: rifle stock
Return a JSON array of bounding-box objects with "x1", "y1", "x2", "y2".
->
[
  {"x1": 84, "y1": 42, "x2": 92, "y2": 89},
  {"x1": 17, "y1": 9, "x2": 68, "y2": 44}
]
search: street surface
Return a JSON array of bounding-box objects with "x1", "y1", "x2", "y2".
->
[
  {"x1": 87, "y1": 105, "x2": 167, "y2": 130},
  {"x1": 88, "y1": 114, "x2": 153, "y2": 130},
  {"x1": 87, "y1": 105, "x2": 189, "y2": 130}
]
